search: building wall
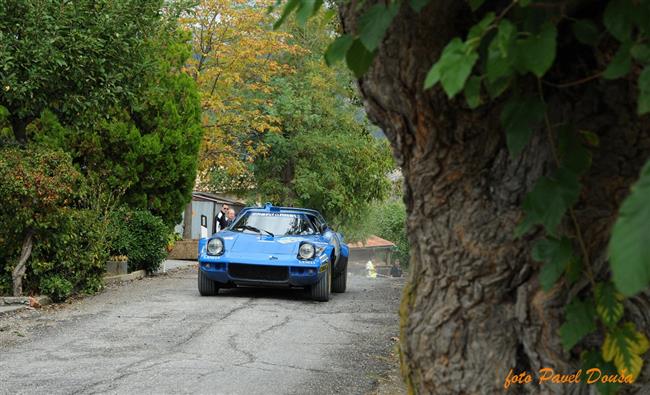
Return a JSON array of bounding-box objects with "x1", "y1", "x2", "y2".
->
[
  {"x1": 191, "y1": 200, "x2": 215, "y2": 239},
  {"x1": 176, "y1": 199, "x2": 245, "y2": 239}
]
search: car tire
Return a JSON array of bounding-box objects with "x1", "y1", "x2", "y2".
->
[
  {"x1": 332, "y1": 264, "x2": 347, "y2": 293},
  {"x1": 310, "y1": 263, "x2": 331, "y2": 302},
  {"x1": 198, "y1": 269, "x2": 219, "y2": 296}
]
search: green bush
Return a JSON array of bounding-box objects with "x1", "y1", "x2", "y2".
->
[
  {"x1": 108, "y1": 208, "x2": 169, "y2": 273},
  {"x1": 39, "y1": 276, "x2": 73, "y2": 303},
  {"x1": 28, "y1": 208, "x2": 109, "y2": 299},
  {"x1": 367, "y1": 199, "x2": 410, "y2": 268},
  {"x1": 0, "y1": 144, "x2": 110, "y2": 299},
  {"x1": 107, "y1": 207, "x2": 132, "y2": 257}
]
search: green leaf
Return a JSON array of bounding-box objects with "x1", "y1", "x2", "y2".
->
[
  {"x1": 604, "y1": 0, "x2": 635, "y2": 42},
  {"x1": 609, "y1": 159, "x2": 650, "y2": 296},
  {"x1": 464, "y1": 75, "x2": 482, "y2": 109},
  {"x1": 487, "y1": 20, "x2": 516, "y2": 83},
  {"x1": 273, "y1": 0, "x2": 300, "y2": 30},
  {"x1": 558, "y1": 126, "x2": 591, "y2": 175},
  {"x1": 484, "y1": 76, "x2": 511, "y2": 99},
  {"x1": 500, "y1": 96, "x2": 545, "y2": 157},
  {"x1": 514, "y1": 22, "x2": 557, "y2": 77},
  {"x1": 532, "y1": 237, "x2": 575, "y2": 291},
  {"x1": 638, "y1": 67, "x2": 650, "y2": 115},
  {"x1": 467, "y1": 12, "x2": 495, "y2": 45},
  {"x1": 519, "y1": 0, "x2": 532, "y2": 6},
  {"x1": 565, "y1": 255, "x2": 582, "y2": 285},
  {"x1": 595, "y1": 282, "x2": 624, "y2": 328},
  {"x1": 468, "y1": 0, "x2": 485, "y2": 11},
  {"x1": 560, "y1": 297, "x2": 597, "y2": 351},
  {"x1": 572, "y1": 19, "x2": 600, "y2": 46},
  {"x1": 603, "y1": 42, "x2": 632, "y2": 80},
  {"x1": 631, "y1": 43, "x2": 650, "y2": 63},
  {"x1": 325, "y1": 35, "x2": 354, "y2": 66},
  {"x1": 581, "y1": 349, "x2": 621, "y2": 395},
  {"x1": 441, "y1": 47, "x2": 478, "y2": 97},
  {"x1": 357, "y1": 3, "x2": 399, "y2": 51},
  {"x1": 602, "y1": 322, "x2": 649, "y2": 380},
  {"x1": 516, "y1": 168, "x2": 581, "y2": 237},
  {"x1": 411, "y1": 0, "x2": 430, "y2": 13},
  {"x1": 346, "y1": 39, "x2": 377, "y2": 78},
  {"x1": 424, "y1": 38, "x2": 479, "y2": 98}
]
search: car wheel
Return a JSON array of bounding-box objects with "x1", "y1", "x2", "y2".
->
[
  {"x1": 332, "y1": 263, "x2": 347, "y2": 293},
  {"x1": 198, "y1": 269, "x2": 219, "y2": 296},
  {"x1": 310, "y1": 263, "x2": 331, "y2": 302}
]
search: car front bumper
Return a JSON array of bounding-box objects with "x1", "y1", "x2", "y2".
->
[{"x1": 198, "y1": 241, "x2": 328, "y2": 288}]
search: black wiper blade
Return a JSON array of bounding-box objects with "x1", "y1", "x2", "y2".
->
[
  {"x1": 233, "y1": 225, "x2": 274, "y2": 237},
  {"x1": 258, "y1": 228, "x2": 274, "y2": 237}
]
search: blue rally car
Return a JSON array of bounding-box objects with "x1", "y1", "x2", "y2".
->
[{"x1": 197, "y1": 203, "x2": 349, "y2": 301}]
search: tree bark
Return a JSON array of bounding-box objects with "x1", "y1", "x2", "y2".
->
[
  {"x1": 12, "y1": 229, "x2": 35, "y2": 297},
  {"x1": 339, "y1": 1, "x2": 650, "y2": 393},
  {"x1": 9, "y1": 114, "x2": 32, "y2": 144},
  {"x1": 183, "y1": 201, "x2": 193, "y2": 239}
]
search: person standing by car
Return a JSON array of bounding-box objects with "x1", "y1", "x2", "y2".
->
[
  {"x1": 215, "y1": 204, "x2": 230, "y2": 231},
  {"x1": 224, "y1": 208, "x2": 236, "y2": 228}
]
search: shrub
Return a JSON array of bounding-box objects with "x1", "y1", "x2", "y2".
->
[
  {"x1": 367, "y1": 199, "x2": 410, "y2": 268},
  {"x1": 108, "y1": 208, "x2": 169, "y2": 273},
  {"x1": 39, "y1": 276, "x2": 74, "y2": 303},
  {"x1": 28, "y1": 208, "x2": 109, "y2": 299},
  {"x1": 0, "y1": 144, "x2": 87, "y2": 296}
]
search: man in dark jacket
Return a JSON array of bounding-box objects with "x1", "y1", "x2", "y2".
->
[{"x1": 215, "y1": 204, "x2": 230, "y2": 231}]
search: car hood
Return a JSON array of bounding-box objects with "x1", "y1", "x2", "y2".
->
[{"x1": 219, "y1": 231, "x2": 323, "y2": 255}]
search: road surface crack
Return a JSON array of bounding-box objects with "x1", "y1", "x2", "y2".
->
[{"x1": 254, "y1": 315, "x2": 290, "y2": 339}]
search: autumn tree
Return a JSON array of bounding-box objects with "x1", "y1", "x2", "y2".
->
[
  {"x1": 183, "y1": 0, "x2": 303, "y2": 190},
  {"x1": 274, "y1": 0, "x2": 650, "y2": 393}
]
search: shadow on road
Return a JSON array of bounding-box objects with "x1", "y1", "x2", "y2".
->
[{"x1": 209, "y1": 286, "x2": 313, "y2": 301}]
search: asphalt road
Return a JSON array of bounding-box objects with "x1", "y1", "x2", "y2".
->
[{"x1": 0, "y1": 265, "x2": 404, "y2": 395}]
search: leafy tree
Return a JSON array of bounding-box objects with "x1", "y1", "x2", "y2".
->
[
  {"x1": 365, "y1": 200, "x2": 409, "y2": 267},
  {"x1": 0, "y1": 0, "x2": 169, "y2": 143},
  {"x1": 251, "y1": 17, "x2": 393, "y2": 232},
  {"x1": 274, "y1": 0, "x2": 650, "y2": 392},
  {"x1": 12, "y1": 13, "x2": 203, "y2": 226},
  {"x1": 183, "y1": 0, "x2": 303, "y2": 189},
  {"x1": 0, "y1": 1, "x2": 201, "y2": 225}
]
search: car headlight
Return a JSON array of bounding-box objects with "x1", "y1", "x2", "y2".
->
[
  {"x1": 298, "y1": 243, "x2": 315, "y2": 260},
  {"x1": 207, "y1": 238, "x2": 224, "y2": 255}
]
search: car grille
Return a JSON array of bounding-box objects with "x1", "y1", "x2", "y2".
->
[{"x1": 228, "y1": 263, "x2": 289, "y2": 282}]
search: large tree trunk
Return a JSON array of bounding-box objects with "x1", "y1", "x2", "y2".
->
[
  {"x1": 339, "y1": 1, "x2": 650, "y2": 393},
  {"x1": 12, "y1": 229, "x2": 34, "y2": 296}
]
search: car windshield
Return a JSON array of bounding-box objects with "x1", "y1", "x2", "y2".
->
[{"x1": 231, "y1": 212, "x2": 318, "y2": 236}]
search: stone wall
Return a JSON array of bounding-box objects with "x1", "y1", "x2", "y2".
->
[{"x1": 167, "y1": 240, "x2": 199, "y2": 260}]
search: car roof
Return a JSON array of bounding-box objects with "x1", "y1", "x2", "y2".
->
[{"x1": 238, "y1": 203, "x2": 326, "y2": 223}]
